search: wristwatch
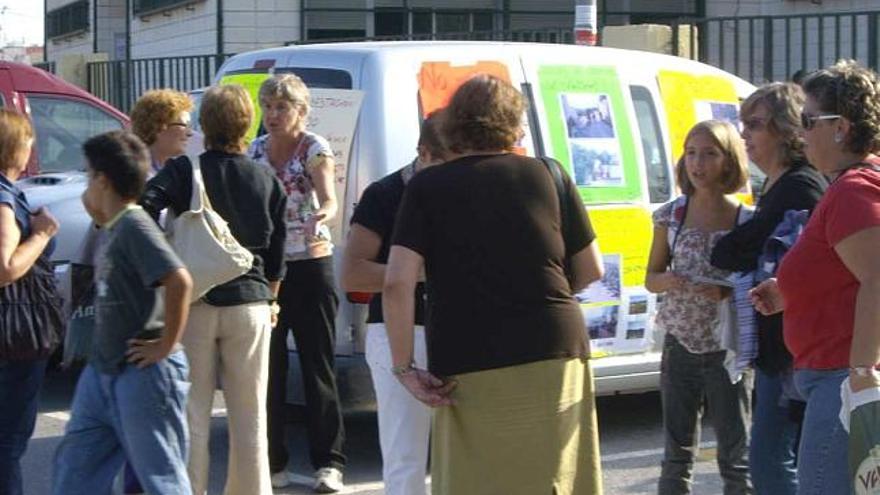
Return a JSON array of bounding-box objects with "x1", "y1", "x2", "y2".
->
[
  {"x1": 850, "y1": 365, "x2": 879, "y2": 377},
  {"x1": 391, "y1": 362, "x2": 415, "y2": 377}
]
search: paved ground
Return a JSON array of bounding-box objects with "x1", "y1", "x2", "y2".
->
[{"x1": 24, "y1": 366, "x2": 728, "y2": 494}]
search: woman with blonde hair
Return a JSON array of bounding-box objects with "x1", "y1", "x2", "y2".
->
[
  {"x1": 247, "y1": 74, "x2": 345, "y2": 492},
  {"x1": 751, "y1": 60, "x2": 880, "y2": 494},
  {"x1": 646, "y1": 120, "x2": 753, "y2": 494},
  {"x1": 0, "y1": 109, "x2": 60, "y2": 495},
  {"x1": 141, "y1": 84, "x2": 287, "y2": 495},
  {"x1": 384, "y1": 74, "x2": 604, "y2": 494}
]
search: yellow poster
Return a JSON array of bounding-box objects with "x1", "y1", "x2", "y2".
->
[
  {"x1": 657, "y1": 70, "x2": 739, "y2": 163},
  {"x1": 587, "y1": 206, "x2": 653, "y2": 288}
]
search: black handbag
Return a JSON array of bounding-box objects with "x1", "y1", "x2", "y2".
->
[
  {"x1": 0, "y1": 184, "x2": 64, "y2": 361},
  {"x1": 0, "y1": 253, "x2": 65, "y2": 360}
]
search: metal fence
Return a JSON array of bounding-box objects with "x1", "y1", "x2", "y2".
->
[
  {"x1": 33, "y1": 61, "x2": 57, "y2": 74},
  {"x1": 79, "y1": 9, "x2": 880, "y2": 111},
  {"x1": 86, "y1": 54, "x2": 230, "y2": 113},
  {"x1": 689, "y1": 10, "x2": 880, "y2": 84},
  {"x1": 288, "y1": 27, "x2": 574, "y2": 46}
]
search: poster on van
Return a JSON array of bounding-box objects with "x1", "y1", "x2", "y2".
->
[
  {"x1": 537, "y1": 65, "x2": 639, "y2": 204},
  {"x1": 574, "y1": 254, "x2": 655, "y2": 354}
]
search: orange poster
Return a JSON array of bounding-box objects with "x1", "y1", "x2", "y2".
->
[{"x1": 417, "y1": 61, "x2": 511, "y2": 116}]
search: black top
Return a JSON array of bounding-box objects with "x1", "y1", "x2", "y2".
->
[
  {"x1": 392, "y1": 153, "x2": 596, "y2": 376},
  {"x1": 711, "y1": 162, "x2": 827, "y2": 374},
  {"x1": 141, "y1": 151, "x2": 288, "y2": 307},
  {"x1": 350, "y1": 168, "x2": 427, "y2": 325}
]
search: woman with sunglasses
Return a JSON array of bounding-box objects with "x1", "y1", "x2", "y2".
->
[
  {"x1": 710, "y1": 83, "x2": 826, "y2": 495},
  {"x1": 647, "y1": 120, "x2": 753, "y2": 494},
  {"x1": 751, "y1": 60, "x2": 880, "y2": 494}
]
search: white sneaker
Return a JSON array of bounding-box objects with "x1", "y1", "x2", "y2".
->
[
  {"x1": 313, "y1": 467, "x2": 344, "y2": 493},
  {"x1": 271, "y1": 470, "x2": 294, "y2": 489}
]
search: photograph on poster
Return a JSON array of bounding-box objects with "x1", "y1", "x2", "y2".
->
[
  {"x1": 559, "y1": 92, "x2": 626, "y2": 188},
  {"x1": 696, "y1": 101, "x2": 740, "y2": 129},
  {"x1": 562, "y1": 93, "x2": 615, "y2": 139},
  {"x1": 584, "y1": 305, "x2": 619, "y2": 340},
  {"x1": 626, "y1": 320, "x2": 646, "y2": 340},
  {"x1": 570, "y1": 140, "x2": 625, "y2": 187},
  {"x1": 575, "y1": 254, "x2": 621, "y2": 305},
  {"x1": 628, "y1": 294, "x2": 648, "y2": 315}
]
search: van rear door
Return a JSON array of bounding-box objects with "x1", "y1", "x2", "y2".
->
[{"x1": 517, "y1": 45, "x2": 663, "y2": 395}]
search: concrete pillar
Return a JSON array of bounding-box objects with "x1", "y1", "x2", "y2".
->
[
  {"x1": 56, "y1": 52, "x2": 110, "y2": 90},
  {"x1": 602, "y1": 24, "x2": 698, "y2": 57}
]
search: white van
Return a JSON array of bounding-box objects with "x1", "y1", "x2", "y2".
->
[{"x1": 213, "y1": 41, "x2": 757, "y2": 406}]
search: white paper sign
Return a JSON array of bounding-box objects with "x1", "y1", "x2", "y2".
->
[{"x1": 305, "y1": 88, "x2": 364, "y2": 240}]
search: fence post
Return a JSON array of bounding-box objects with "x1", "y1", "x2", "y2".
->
[
  {"x1": 870, "y1": 13, "x2": 878, "y2": 72},
  {"x1": 764, "y1": 17, "x2": 773, "y2": 82},
  {"x1": 672, "y1": 19, "x2": 680, "y2": 57}
]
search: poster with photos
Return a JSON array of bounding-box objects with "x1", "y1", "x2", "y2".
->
[
  {"x1": 560, "y1": 92, "x2": 625, "y2": 188},
  {"x1": 573, "y1": 255, "x2": 656, "y2": 354}
]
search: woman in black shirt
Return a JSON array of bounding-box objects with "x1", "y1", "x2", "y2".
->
[
  {"x1": 711, "y1": 82, "x2": 827, "y2": 495},
  {"x1": 141, "y1": 84, "x2": 287, "y2": 495},
  {"x1": 383, "y1": 75, "x2": 604, "y2": 495}
]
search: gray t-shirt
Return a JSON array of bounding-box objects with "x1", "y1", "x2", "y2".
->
[{"x1": 90, "y1": 207, "x2": 184, "y2": 374}]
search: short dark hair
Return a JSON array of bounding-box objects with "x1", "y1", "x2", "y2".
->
[{"x1": 83, "y1": 131, "x2": 150, "y2": 200}]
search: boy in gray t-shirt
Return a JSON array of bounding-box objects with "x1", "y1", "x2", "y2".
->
[{"x1": 53, "y1": 131, "x2": 194, "y2": 495}]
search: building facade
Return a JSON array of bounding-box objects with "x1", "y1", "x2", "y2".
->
[{"x1": 45, "y1": 0, "x2": 709, "y2": 63}]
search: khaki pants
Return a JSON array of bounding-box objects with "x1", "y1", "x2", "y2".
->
[
  {"x1": 431, "y1": 357, "x2": 603, "y2": 495},
  {"x1": 183, "y1": 301, "x2": 272, "y2": 495}
]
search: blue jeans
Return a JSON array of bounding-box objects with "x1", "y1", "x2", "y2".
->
[
  {"x1": 794, "y1": 368, "x2": 851, "y2": 495},
  {"x1": 0, "y1": 359, "x2": 47, "y2": 495},
  {"x1": 658, "y1": 335, "x2": 753, "y2": 495},
  {"x1": 52, "y1": 351, "x2": 191, "y2": 495},
  {"x1": 750, "y1": 368, "x2": 799, "y2": 495}
]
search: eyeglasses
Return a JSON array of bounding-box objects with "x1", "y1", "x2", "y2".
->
[
  {"x1": 168, "y1": 122, "x2": 191, "y2": 129},
  {"x1": 801, "y1": 112, "x2": 841, "y2": 130}
]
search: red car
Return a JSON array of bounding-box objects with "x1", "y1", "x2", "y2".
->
[
  {"x1": 0, "y1": 61, "x2": 129, "y2": 176},
  {"x1": 1, "y1": 62, "x2": 130, "y2": 270}
]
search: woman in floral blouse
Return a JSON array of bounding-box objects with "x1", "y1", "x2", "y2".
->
[
  {"x1": 646, "y1": 120, "x2": 753, "y2": 495},
  {"x1": 248, "y1": 74, "x2": 346, "y2": 493}
]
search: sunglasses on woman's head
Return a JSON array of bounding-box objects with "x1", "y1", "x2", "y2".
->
[{"x1": 800, "y1": 112, "x2": 841, "y2": 130}]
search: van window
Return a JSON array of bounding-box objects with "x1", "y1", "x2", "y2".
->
[
  {"x1": 274, "y1": 68, "x2": 353, "y2": 90},
  {"x1": 27, "y1": 95, "x2": 124, "y2": 173},
  {"x1": 630, "y1": 86, "x2": 670, "y2": 203}
]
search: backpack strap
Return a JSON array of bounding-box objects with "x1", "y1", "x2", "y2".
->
[{"x1": 540, "y1": 157, "x2": 574, "y2": 282}]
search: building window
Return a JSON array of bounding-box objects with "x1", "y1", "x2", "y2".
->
[
  {"x1": 412, "y1": 10, "x2": 432, "y2": 35},
  {"x1": 46, "y1": 1, "x2": 89, "y2": 39},
  {"x1": 375, "y1": 9, "x2": 406, "y2": 36},
  {"x1": 133, "y1": 0, "x2": 201, "y2": 17}
]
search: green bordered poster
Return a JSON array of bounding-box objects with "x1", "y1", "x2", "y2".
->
[{"x1": 538, "y1": 65, "x2": 640, "y2": 204}]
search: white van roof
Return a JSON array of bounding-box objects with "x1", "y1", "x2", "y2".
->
[{"x1": 218, "y1": 41, "x2": 754, "y2": 96}]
